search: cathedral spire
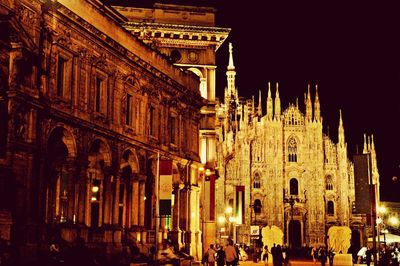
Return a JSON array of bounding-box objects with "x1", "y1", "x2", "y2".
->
[
  {"x1": 363, "y1": 133, "x2": 367, "y2": 153},
  {"x1": 314, "y1": 84, "x2": 321, "y2": 122},
  {"x1": 228, "y1": 42, "x2": 235, "y2": 70},
  {"x1": 371, "y1": 134, "x2": 375, "y2": 151},
  {"x1": 306, "y1": 84, "x2": 312, "y2": 121},
  {"x1": 258, "y1": 90, "x2": 262, "y2": 116},
  {"x1": 274, "y1": 82, "x2": 281, "y2": 120},
  {"x1": 226, "y1": 43, "x2": 237, "y2": 97},
  {"x1": 338, "y1": 109, "x2": 345, "y2": 146},
  {"x1": 266, "y1": 82, "x2": 273, "y2": 120}
]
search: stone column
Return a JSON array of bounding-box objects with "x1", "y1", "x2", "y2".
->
[
  {"x1": 132, "y1": 180, "x2": 139, "y2": 226},
  {"x1": 76, "y1": 159, "x2": 88, "y2": 225},
  {"x1": 139, "y1": 181, "x2": 145, "y2": 227},
  {"x1": 65, "y1": 157, "x2": 77, "y2": 223},
  {"x1": 102, "y1": 172, "x2": 113, "y2": 225},
  {"x1": 170, "y1": 183, "x2": 182, "y2": 248},
  {"x1": 206, "y1": 67, "x2": 216, "y2": 101},
  {"x1": 113, "y1": 176, "x2": 120, "y2": 225}
]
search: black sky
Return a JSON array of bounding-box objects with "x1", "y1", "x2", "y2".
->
[{"x1": 108, "y1": 1, "x2": 400, "y2": 201}]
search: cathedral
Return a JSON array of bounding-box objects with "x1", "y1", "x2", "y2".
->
[{"x1": 214, "y1": 43, "x2": 380, "y2": 248}]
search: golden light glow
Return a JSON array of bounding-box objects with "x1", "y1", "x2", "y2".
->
[
  {"x1": 378, "y1": 206, "x2": 387, "y2": 214},
  {"x1": 91, "y1": 196, "x2": 97, "y2": 201},
  {"x1": 389, "y1": 216, "x2": 399, "y2": 226},
  {"x1": 205, "y1": 169, "x2": 211, "y2": 176},
  {"x1": 226, "y1": 206, "x2": 233, "y2": 214},
  {"x1": 91, "y1": 186, "x2": 99, "y2": 193},
  {"x1": 218, "y1": 216, "x2": 226, "y2": 225},
  {"x1": 376, "y1": 217, "x2": 382, "y2": 225}
]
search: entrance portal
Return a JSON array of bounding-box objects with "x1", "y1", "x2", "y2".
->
[{"x1": 289, "y1": 220, "x2": 301, "y2": 248}]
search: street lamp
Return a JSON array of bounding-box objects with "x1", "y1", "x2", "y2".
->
[{"x1": 284, "y1": 195, "x2": 296, "y2": 248}]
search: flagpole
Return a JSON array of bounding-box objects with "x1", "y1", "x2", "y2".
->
[{"x1": 155, "y1": 152, "x2": 160, "y2": 261}]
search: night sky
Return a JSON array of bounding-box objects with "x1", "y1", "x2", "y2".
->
[{"x1": 108, "y1": 1, "x2": 400, "y2": 201}]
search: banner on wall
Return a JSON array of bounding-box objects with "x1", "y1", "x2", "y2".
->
[{"x1": 159, "y1": 160, "x2": 172, "y2": 215}]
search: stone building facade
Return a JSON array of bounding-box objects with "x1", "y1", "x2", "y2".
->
[
  {"x1": 0, "y1": 0, "x2": 205, "y2": 263},
  {"x1": 112, "y1": 2, "x2": 230, "y2": 252},
  {"x1": 214, "y1": 44, "x2": 380, "y2": 248}
]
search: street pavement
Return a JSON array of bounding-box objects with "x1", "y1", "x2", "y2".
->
[{"x1": 237, "y1": 259, "x2": 370, "y2": 266}]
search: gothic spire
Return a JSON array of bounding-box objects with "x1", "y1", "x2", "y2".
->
[
  {"x1": 371, "y1": 134, "x2": 375, "y2": 151},
  {"x1": 274, "y1": 82, "x2": 281, "y2": 120},
  {"x1": 306, "y1": 84, "x2": 312, "y2": 121},
  {"x1": 258, "y1": 90, "x2": 262, "y2": 116},
  {"x1": 228, "y1": 42, "x2": 235, "y2": 70},
  {"x1": 266, "y1": 82, "x2": 273, "y2": 120},
  {"x1": 363, "y1": 133, "x2": 367, "y2": 153},
  {"x1": 226, "y1": 43, "x2": 237, "y2": 97},
  {"x1": 314, "y1": 84, "x2": 321, "y2": 122},
  {"x1": 338, "y1": 109, "x2": 345, "y2": 146}
]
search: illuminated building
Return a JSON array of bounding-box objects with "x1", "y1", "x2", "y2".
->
[
  {"x1": 215, "y1": 43, "x2": 380, "y2": 248},
  {"x1": 0, "y1": 0, "x2": 204, "y2": 263},
  {"x1": 112, "y1": 2, "x2": 230, "y2": 255}
]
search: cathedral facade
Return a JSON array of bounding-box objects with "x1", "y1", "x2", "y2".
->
[{"x1": 215, "y1": 44, "x2": 379, "y2": 248}]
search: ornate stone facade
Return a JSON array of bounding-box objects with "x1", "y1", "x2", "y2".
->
[
  {"x1": 113, "y1": 3, "x2": 230, "y2": 253},
  {"x1": 215, "y1": 44, "x2": 380, "y2": 248},
  {"x1": 0, "y1": 0, "x2": 205, "y2": 263}
]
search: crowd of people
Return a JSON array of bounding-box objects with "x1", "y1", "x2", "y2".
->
[{"x1": 202, "y1": 240, "x2": 292, "y2": 266}]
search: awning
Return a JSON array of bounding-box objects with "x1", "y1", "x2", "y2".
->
[{"x1": 368, "y1": 233, "x2": 400, "y2": 244}]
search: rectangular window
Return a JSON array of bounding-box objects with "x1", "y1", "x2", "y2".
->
[
  {"x1": 149, "y1": 106, "x2": 156, "y2": 137},
  {"x1": 57, "y1": 57, "x2": 66, "y2": 97},
  {"x1": 125, "y1": 94, "x2": 133, "y2": 126},
  {"x1": 95, "y1": 76, "x2": 106, "y2": 114},
  {"x1": 170, "y1": 116, "x2": 176, "y2": 145}
]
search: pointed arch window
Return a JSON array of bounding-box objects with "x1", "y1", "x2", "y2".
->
[
  {"x1": 326, "y1": 175, "x2": 333, "y2": 190},
  {"x1": 327, "y1": 201, "x2": 334, "y2": 215},
  {"x1": 290, "y1": 178, "x2": 299, "y2": 195},
  {"x1": 288, "y1": 137, "x2": 298, "y2": 162},
  {"x1": 253, "y1": 173, "x2": 261, "y2": 189}
]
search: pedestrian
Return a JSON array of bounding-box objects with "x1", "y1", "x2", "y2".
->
[
  {"x1": 216, "y1": 245, "x2": 225, "y2": 266},
  {"x1": 262, "y1": 245, "x2": 269, "y2": 266},
  {"x1": 318, "y1": 246, "x2": 327, "y2": 266},
  {"x1": 270, "y1": 244, "x2": 276, "y2": 266},
  {"x1": 224, "y1": 239, "x2": 238, "y2": 266},
  {"x1": 206, "y1": 244, "x2": 216, "y2": 266},
  {"x1": 327, "y1": 249, "x2": 335, "y2": 266},
  {"x1": 311, "y1": 246, "x2": 319, "y2": 265},
  {"x1": 273, "y1": 245, "x2": 283, "y2": 266},
  {"x1": 365, "y1": 246, "x2": 372, "y2": 266}
]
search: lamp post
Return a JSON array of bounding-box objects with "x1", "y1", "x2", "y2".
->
[{"x1": 284, "y1": 194, "x2": 296, "y2": 248}]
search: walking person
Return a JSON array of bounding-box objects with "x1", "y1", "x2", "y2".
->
[
  {"x1": 327, "y1": 249, "x2": 335, "y2": 266},
  {"x1": 318, "y1": 246, "x2": 327, "y2": 266},
  {"x1": 365, "y1": 246, "x2": 372, "y2": 266},
  {"x1": 224, "y1": 239, "x2": 238, "y2": 266},
  {"x1": 262, "y1": 245, "x2": 270, "y2": 266},
  {"x1": 205, "y1": 244, "x2": 216, "y2": 266},
  {"x1": 216, "y1": 245, "x2": 225, "y2": 266}
]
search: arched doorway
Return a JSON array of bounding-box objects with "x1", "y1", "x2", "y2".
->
[{"x1": 289, "y1": 220, "x2": 301, "y2": 248}]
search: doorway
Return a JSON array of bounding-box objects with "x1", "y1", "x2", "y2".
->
[{"x1": 289, "y1": 220, "x2": 301, "y2": 248}]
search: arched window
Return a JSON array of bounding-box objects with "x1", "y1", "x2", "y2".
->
[
  {"x1": 290, "y1": 178, "x2": 299, "y2": 195},
  {"x1": 288, "y1": 137, "x2": 298, "y2": 162},
  {"x1": 253, "y1": 173, "x2": 261, "y2": 189},
  {"x1": 326, "y1": 175, "x2": 333, "y2": 190},
  {"x1": 327, "y1": 201, "x2": 334, "y2": 215},
  {"x1": 254, "y1": 199, "x2": 262, "y2": 214}
]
